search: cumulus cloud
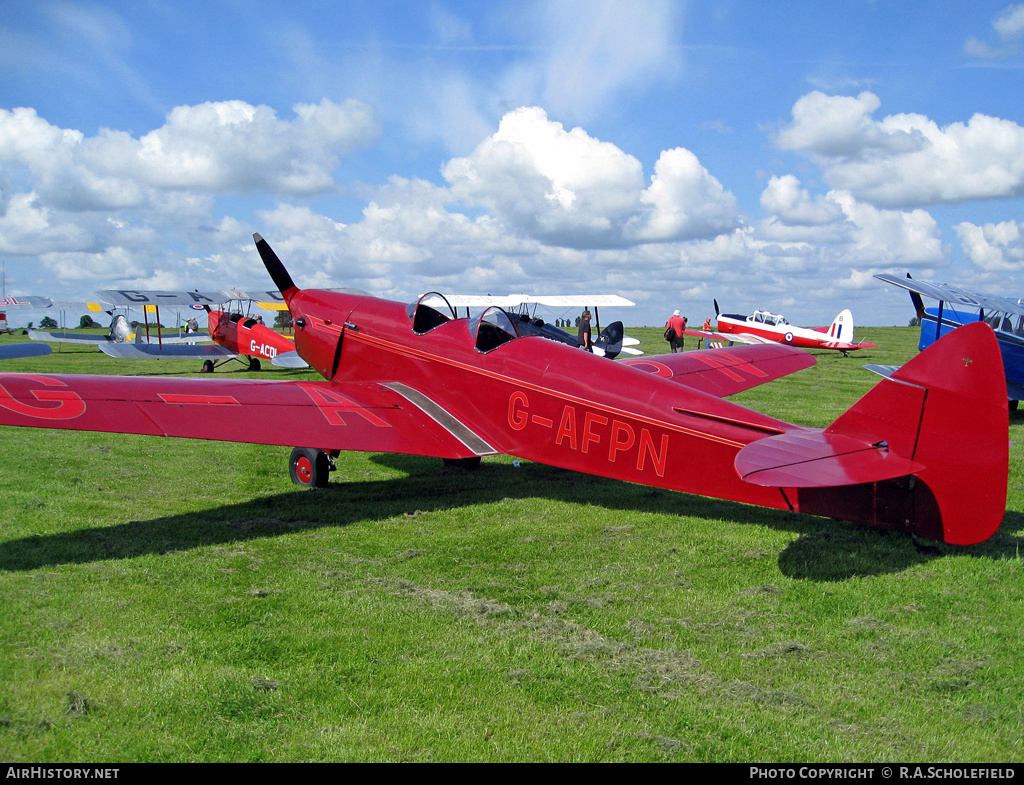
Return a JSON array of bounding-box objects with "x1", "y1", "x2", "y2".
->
[
  {"x1": 755, "y1": 176, "x2": 945, "y2": 271},
  {"x1": 956, "y1": 220, "x2": 1024, "y2": 271},
  {"x1": 760, "y1": 175, "x2": 844, "y2": 226},
  {"x1": 0, "y1": 99, "x2": 380, "y2": 212},
  {"x1": 443, "y1": 106, "x2": 737, "y2": 248},
  {"x1": 775, "y1": 91, "x2": 1024, "y2": 207}
]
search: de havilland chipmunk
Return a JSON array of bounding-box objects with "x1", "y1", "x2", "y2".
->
[
  {"x1": 0, "y1": 235, "x2": 1008, "y2": 545},
  {"x1": 686, "y1": 300, "x2": 877, "y2": 354}
]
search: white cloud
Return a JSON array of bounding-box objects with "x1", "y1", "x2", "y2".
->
[
  {"x1": 956, "y1": 220, "x2": 1024, "y2": 271},
  {"x1": 0, "y1": 99, "x2": 380, "y2": 213},
  {"x1": 443, "y1": 106, "x2": 737, "y2": 248},
  {"x1": 776, "y1": 91, "x2": 1024, "y2": 207},
  {"x1": 759, "y1": 174, "x2": 844, "y2": 226},
  {"x1": 631, "y1": 148, "x2": 739, "y2": 241},
  {"x1": 964, "y1": 3, "x2": 1024, "y2": 58}
]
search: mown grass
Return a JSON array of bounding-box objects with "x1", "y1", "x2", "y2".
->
[{"x1": 0, "y1": 328, "x2": 1021, "y2": 762}]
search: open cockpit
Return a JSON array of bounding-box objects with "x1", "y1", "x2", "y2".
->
[{"x1": 408, "y1": 293, "x2": 521, "y2": 353}]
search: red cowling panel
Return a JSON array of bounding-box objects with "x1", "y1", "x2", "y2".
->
[
  {"x1": 735, "y1": 429, "x2": 924, "y2": 488},
  {"x1": 0, "y1": 373, "x2": 481, "y2": 460},
  {"x1": 621, "y1": 344, "x2": 815, "y2": 397}
]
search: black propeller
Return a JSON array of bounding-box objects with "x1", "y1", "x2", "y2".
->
[{"x1": 253, "y1": 233, "x2": 297, "y2": 296}]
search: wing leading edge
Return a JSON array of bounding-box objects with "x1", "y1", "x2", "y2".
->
[{"x1": 0, "y1": 373, "x2": 488, "y2": 460}]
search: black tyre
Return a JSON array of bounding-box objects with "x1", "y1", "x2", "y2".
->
[
  {"x1": 201, "y1": 359, "x2": 214, "y2": 373},
  {"x1": 249, "y1": 357, "x2": 262, "y2": 372},
  {"x1": 290, "y1": 447, "x2": 331, "y2": 488}
]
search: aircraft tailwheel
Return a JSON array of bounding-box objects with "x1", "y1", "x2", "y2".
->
[
  {"x1": 289, "y1": 447, "x2": 332, "y2": 488},
  {"x1": 249, "y1": 357, "x2": 262, "y2": 371},
  {"x1": 442, "y1": 456, "x2": 482, "y2": 470},
  {"x1": 201, "y1": 359, "x2": 214, "y2": 373}
]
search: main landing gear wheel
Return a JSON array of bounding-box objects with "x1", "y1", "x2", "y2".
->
[
  {"x1": 201, "y1": 359, "x2": 214, "y2": 373},
  {"x1": 289, "y1": 447, "x2": 333, "y2": 488},
  {"x1": 248, "y1": 357, "x2": 262, "y2": 371},
  {"x1": 442, "y1": 456, "x2": 481, "y2": 470}
]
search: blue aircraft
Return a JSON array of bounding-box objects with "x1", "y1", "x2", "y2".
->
[{"x1": 875, "y1": 273, "x2": 1024, "y2": 406}]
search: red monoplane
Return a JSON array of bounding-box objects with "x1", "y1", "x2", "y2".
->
[{"x1": 0, "y1": 235, "x2": 1008, "y2": 545}]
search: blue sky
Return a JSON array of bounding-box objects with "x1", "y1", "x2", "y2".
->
[{"x1": 3, "y1": 1, "x2": 1024, "y2": 329}]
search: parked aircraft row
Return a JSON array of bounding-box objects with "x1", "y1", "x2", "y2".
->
[{"x1": 0, "y1": 234, "x2": 1007, "y2": 547}]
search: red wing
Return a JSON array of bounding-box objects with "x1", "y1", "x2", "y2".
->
[
  {"x1": 0, "y1": 373, "x2": 490, "y2": 459},
  {"x1": 621, "y1": 344, "x2": 815, "y2": 397}
]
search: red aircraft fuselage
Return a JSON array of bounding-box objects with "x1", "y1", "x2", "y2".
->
[{"x1": 206, "y1": 309, "x2": 295, "y2": 363}]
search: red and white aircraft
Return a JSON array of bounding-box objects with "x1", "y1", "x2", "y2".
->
[
  {"x1": 0, "y1": 235, "x2": 1007, "y2": 545},
  {"x1": 94, "y1": 290, "x2": 306, "y2": 371},
  {"x1": 686, "y1": 300, "x2": 877, "y2": 354}
]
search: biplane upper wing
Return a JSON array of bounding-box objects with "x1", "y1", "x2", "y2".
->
[
  {"x1": 621, "y1": 344, "x2": 815, "y2": 397},
  {"x1": 0, "y1": 374, "x2": 489, "y2": 459},
  {"x1": 874, "y1": 274, "x2": 1024, "y2": 317},
  {"x1": 96, "y1": 289, "x2": 228, "y2": 308}
]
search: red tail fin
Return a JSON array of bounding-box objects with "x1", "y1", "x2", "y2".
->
[{"x1": 820, "y1": 321, "x2": 1007, "y2": 544}]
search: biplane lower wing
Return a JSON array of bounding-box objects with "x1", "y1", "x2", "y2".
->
[
  {"x1": 29, "y1": 330, "x2": 111, "y2": 344},
  {"x1": 98, "y1": 343, "x2": 236, "y2": 361},
  {"x1": 0, "y1": 374, "x2": 488, "y2": 459},
  {"x1": 621, "y1": 344, "x2": 816, "y2": 397},
  {"x1": 0, "y1": 344, "x2": 52, "y2": 360}
]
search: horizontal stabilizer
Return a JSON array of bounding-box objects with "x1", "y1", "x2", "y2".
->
[
  {"x1": 271, "y1": 351, "x2": 310, "y2": 368},
  {"x1": 864, "y1": 364, "x2": 899, "y2": 379},
  {"x1": 735, "y1": 430, "x2": 924, "y2": 488}
]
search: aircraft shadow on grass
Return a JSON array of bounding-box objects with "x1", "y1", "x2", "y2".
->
[{"x1": 1, "y1": 454, "x2": 1021, "y2": 583}]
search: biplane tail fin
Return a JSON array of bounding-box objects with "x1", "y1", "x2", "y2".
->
[
  {"x1": 596, "y1": 321, "x2": 624, "y2": 359},
  {"x1": 736, "y1": 322, "x2": 1007, "y2": 544},
  {"x1": 253, "y1": 234, "x2": 299, "y2": 304}
]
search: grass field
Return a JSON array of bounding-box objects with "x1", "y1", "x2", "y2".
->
[{"x1": 0, "y1": 327, "x2": 1021, "y2": 762}]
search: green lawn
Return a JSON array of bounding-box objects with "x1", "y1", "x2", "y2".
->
[{"x1": 0, "y1": 328, "x2": 1021, "y2": 762}]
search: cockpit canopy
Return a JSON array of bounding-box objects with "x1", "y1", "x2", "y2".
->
[
  {"x1": 407, "y1": 292, "x2": 456, "y2": 334},
  {"x1": 468, "y1": 307, "x2": 519, "y2": 352},
  {"x1": 748, "y1": 309, "x2": 788, "y2": 327},
  {"x1": 407, "y1": 294, "x2": 520, "y2": 352},
  {"x1": 983, "y1": 310, "x2": 1024, "y2": 336}
]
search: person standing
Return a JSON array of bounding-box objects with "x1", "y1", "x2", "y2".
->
[
  {"x1": 665, "y1": 309, "x2": 686, "y2": 353},
  {"x1": 699, "y1": 316, "x2": 712, "y2": 349},
  {"x1": 578, "y1": 310, "x2": 593, "y2": 352}
]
